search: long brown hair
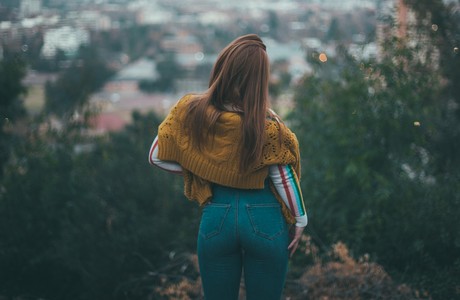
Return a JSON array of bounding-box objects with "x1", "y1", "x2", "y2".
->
[{"x1": 185, "y1": 34, "x2": 270, "y2": 173}]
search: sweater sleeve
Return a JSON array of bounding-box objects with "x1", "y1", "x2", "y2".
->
[
  {"x1": 269, "y1": 164, "x2": 308, "y2": 227},
  {"x1": 148, "y1": 135, "x2": 183, "y2": 175}
]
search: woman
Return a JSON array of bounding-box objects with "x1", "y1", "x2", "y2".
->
[{"x1": 148, "y1": 34, "x2": 307, "y2": 300}]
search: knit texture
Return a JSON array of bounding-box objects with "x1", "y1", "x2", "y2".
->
[{"x1": 157, "y1": 94, "x2": 301, "y2": 224}]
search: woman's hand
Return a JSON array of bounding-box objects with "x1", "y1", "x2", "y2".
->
[{"x1": 288, "y1": 225, "x2": 305, "y2": 257}]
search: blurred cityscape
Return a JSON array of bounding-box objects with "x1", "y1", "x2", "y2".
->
[
  {"x1": 0, "y1": 0, "x2": 386, "y2": 132},
  {"x1": 1, "y1": 0, "x2": 456, "y2": 132}
]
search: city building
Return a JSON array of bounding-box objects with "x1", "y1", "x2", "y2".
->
[
  {"x1": 41, "y1": 26, "x2": 90, "y2": 58},
  {"x1": 104, "y1": 58, "x2": 159, "y2": 93},
  {"x1": 375, "y1": 0, "x2": 415, "y2": 57},
  {"x1": 20, "y1": 0, "x2": 42, "y2": 18}
]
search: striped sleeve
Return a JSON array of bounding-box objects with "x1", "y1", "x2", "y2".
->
[
  {"x1": 269, "y1": 164, "x2": 308, "y2": 227},
  {"x1": 148, "y1": 135, "x2": 183, "y2": 175}
]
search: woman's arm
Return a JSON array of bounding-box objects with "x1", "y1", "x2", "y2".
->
[
  {"x1": 269, "y1": 164, "x2": 307, "y2": 257},
  {"x1": 148, "y1": 135, "x2": 183, "y2": 175},
  {"x1": 269, "y1": 164, "x2": 308, "y2": 227}
]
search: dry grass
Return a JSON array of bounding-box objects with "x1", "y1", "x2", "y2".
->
[{"x1": 285, "y1": 236, "x2": 431, "y2": 300}]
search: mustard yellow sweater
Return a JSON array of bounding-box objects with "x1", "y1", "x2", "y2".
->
[{"x1": 157, "y1": 94, "x2": 301, "y2": 224}]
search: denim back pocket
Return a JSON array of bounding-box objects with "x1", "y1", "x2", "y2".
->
[
  {"x1": 246, "y1": 203, "x2": 286, "y2": 240},
  {"x1": 199, "y1": 203, "x2": 231, "y2": 240}
]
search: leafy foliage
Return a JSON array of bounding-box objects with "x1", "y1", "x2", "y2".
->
[
  {"x1": 44, "y1": 46, "x2": 114, "y2": 119},
  {"x1": 290, "y1": 4, "x2": 460, "y2": 298},
  {"x1": 0, "y1": 111, "x2": 200, "y2": 300},
  {"x1": 0, "y1": 51, "x2": 26, "y2": 180},
  {"x1": 0, "y1": 53, "x2": 26, "y2": 122},
  {"x1": 139, "y1": 53, "x2": 183, "y2": 93}
]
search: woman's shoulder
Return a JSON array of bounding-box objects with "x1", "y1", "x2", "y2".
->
[
  {"x1": 265, "y1": 109, "x2": 297, "y2": 142},
  {"x1": 266, "y1": 108, "x2": 281, "y2": 122},
  {"x1": 167, "y1": 94, "x2": 200, "y2": 116},
  {"x1": 265, "y1": 109, "x2": 287, "y2": 132},
  {"x1": 261, "y1": 109, "x2": 300, "y2": 168},
  {"x1": 176, "y1": 93, "x2": 198, "y2": 106}
]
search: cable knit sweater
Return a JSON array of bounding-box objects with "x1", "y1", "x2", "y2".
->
[{"x1": 157, "y1": 94, "x2": 302, "y2": 224}]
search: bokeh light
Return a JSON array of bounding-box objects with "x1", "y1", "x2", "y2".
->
[{"x1": 319, "y1": 53, "x2": 328, "y2": 63}]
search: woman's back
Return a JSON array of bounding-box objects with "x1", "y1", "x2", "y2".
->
[{"x1": 148, "y1": 34, "x2": 307, "y2": 300}]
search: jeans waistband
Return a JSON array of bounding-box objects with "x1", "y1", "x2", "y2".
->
[{"x1": 211, "y1": 179, "x2": 276, "y2": 205}]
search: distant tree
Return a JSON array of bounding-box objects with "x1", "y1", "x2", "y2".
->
[
  {"x1": 402, "y1": 0, "x2": 460, "y2": 177},
  {"x1": 0, "y1": 52, "x2": 26, "y2": 123},
  {"x1": 0, "y1": 51, "x2": 26, "y2": 179},
  {"x1": 269, "y1": 73, "x2": 292, "y2": 99},
  {"x1": 0, "y1": 0, "x2": 19, "y2": 7},
  {"x1": 268, "y1": 10, "x2": 280, "y2": 39},
  {"x1": 194, "y1": 63, "x2": 213, "y2": 81},
  {"x1": 0, "y1": 0, "x2": 19, "y2": 21},
  {"x1": 156, "y1": 53, "x2": 183, "y2": 91},
  {"x1": 32, "y1": 49, "x2": 68, "y2": 72},
  {"x1": 139, "y1": 53, "x2": 183, "y2": 93},
  {"x1": 326, "y1": 18, "x2": 342, "y2": 42},
  {"x1": 45, "y1": 45, "x2": 113, "y2": 122}
]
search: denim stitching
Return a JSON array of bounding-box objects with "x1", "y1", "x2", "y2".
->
[
  {"x1": 235, "y1": 191, "x2": 239, "y2": 240},
  {"x1": 246, "y1": 204, "x2": 285, "y2": 240},
  {"x1": 201, "y1": 204, "x2": 231, "y2": 239}
]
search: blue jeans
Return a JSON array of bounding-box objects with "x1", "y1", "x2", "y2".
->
[{"x1": 197, "y1": 182, "x2": 289, "y2": 300}]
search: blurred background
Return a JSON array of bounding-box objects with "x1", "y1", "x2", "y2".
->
[{"x1": 0, "y1": 0, "x2": 459, "y2": 299}]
